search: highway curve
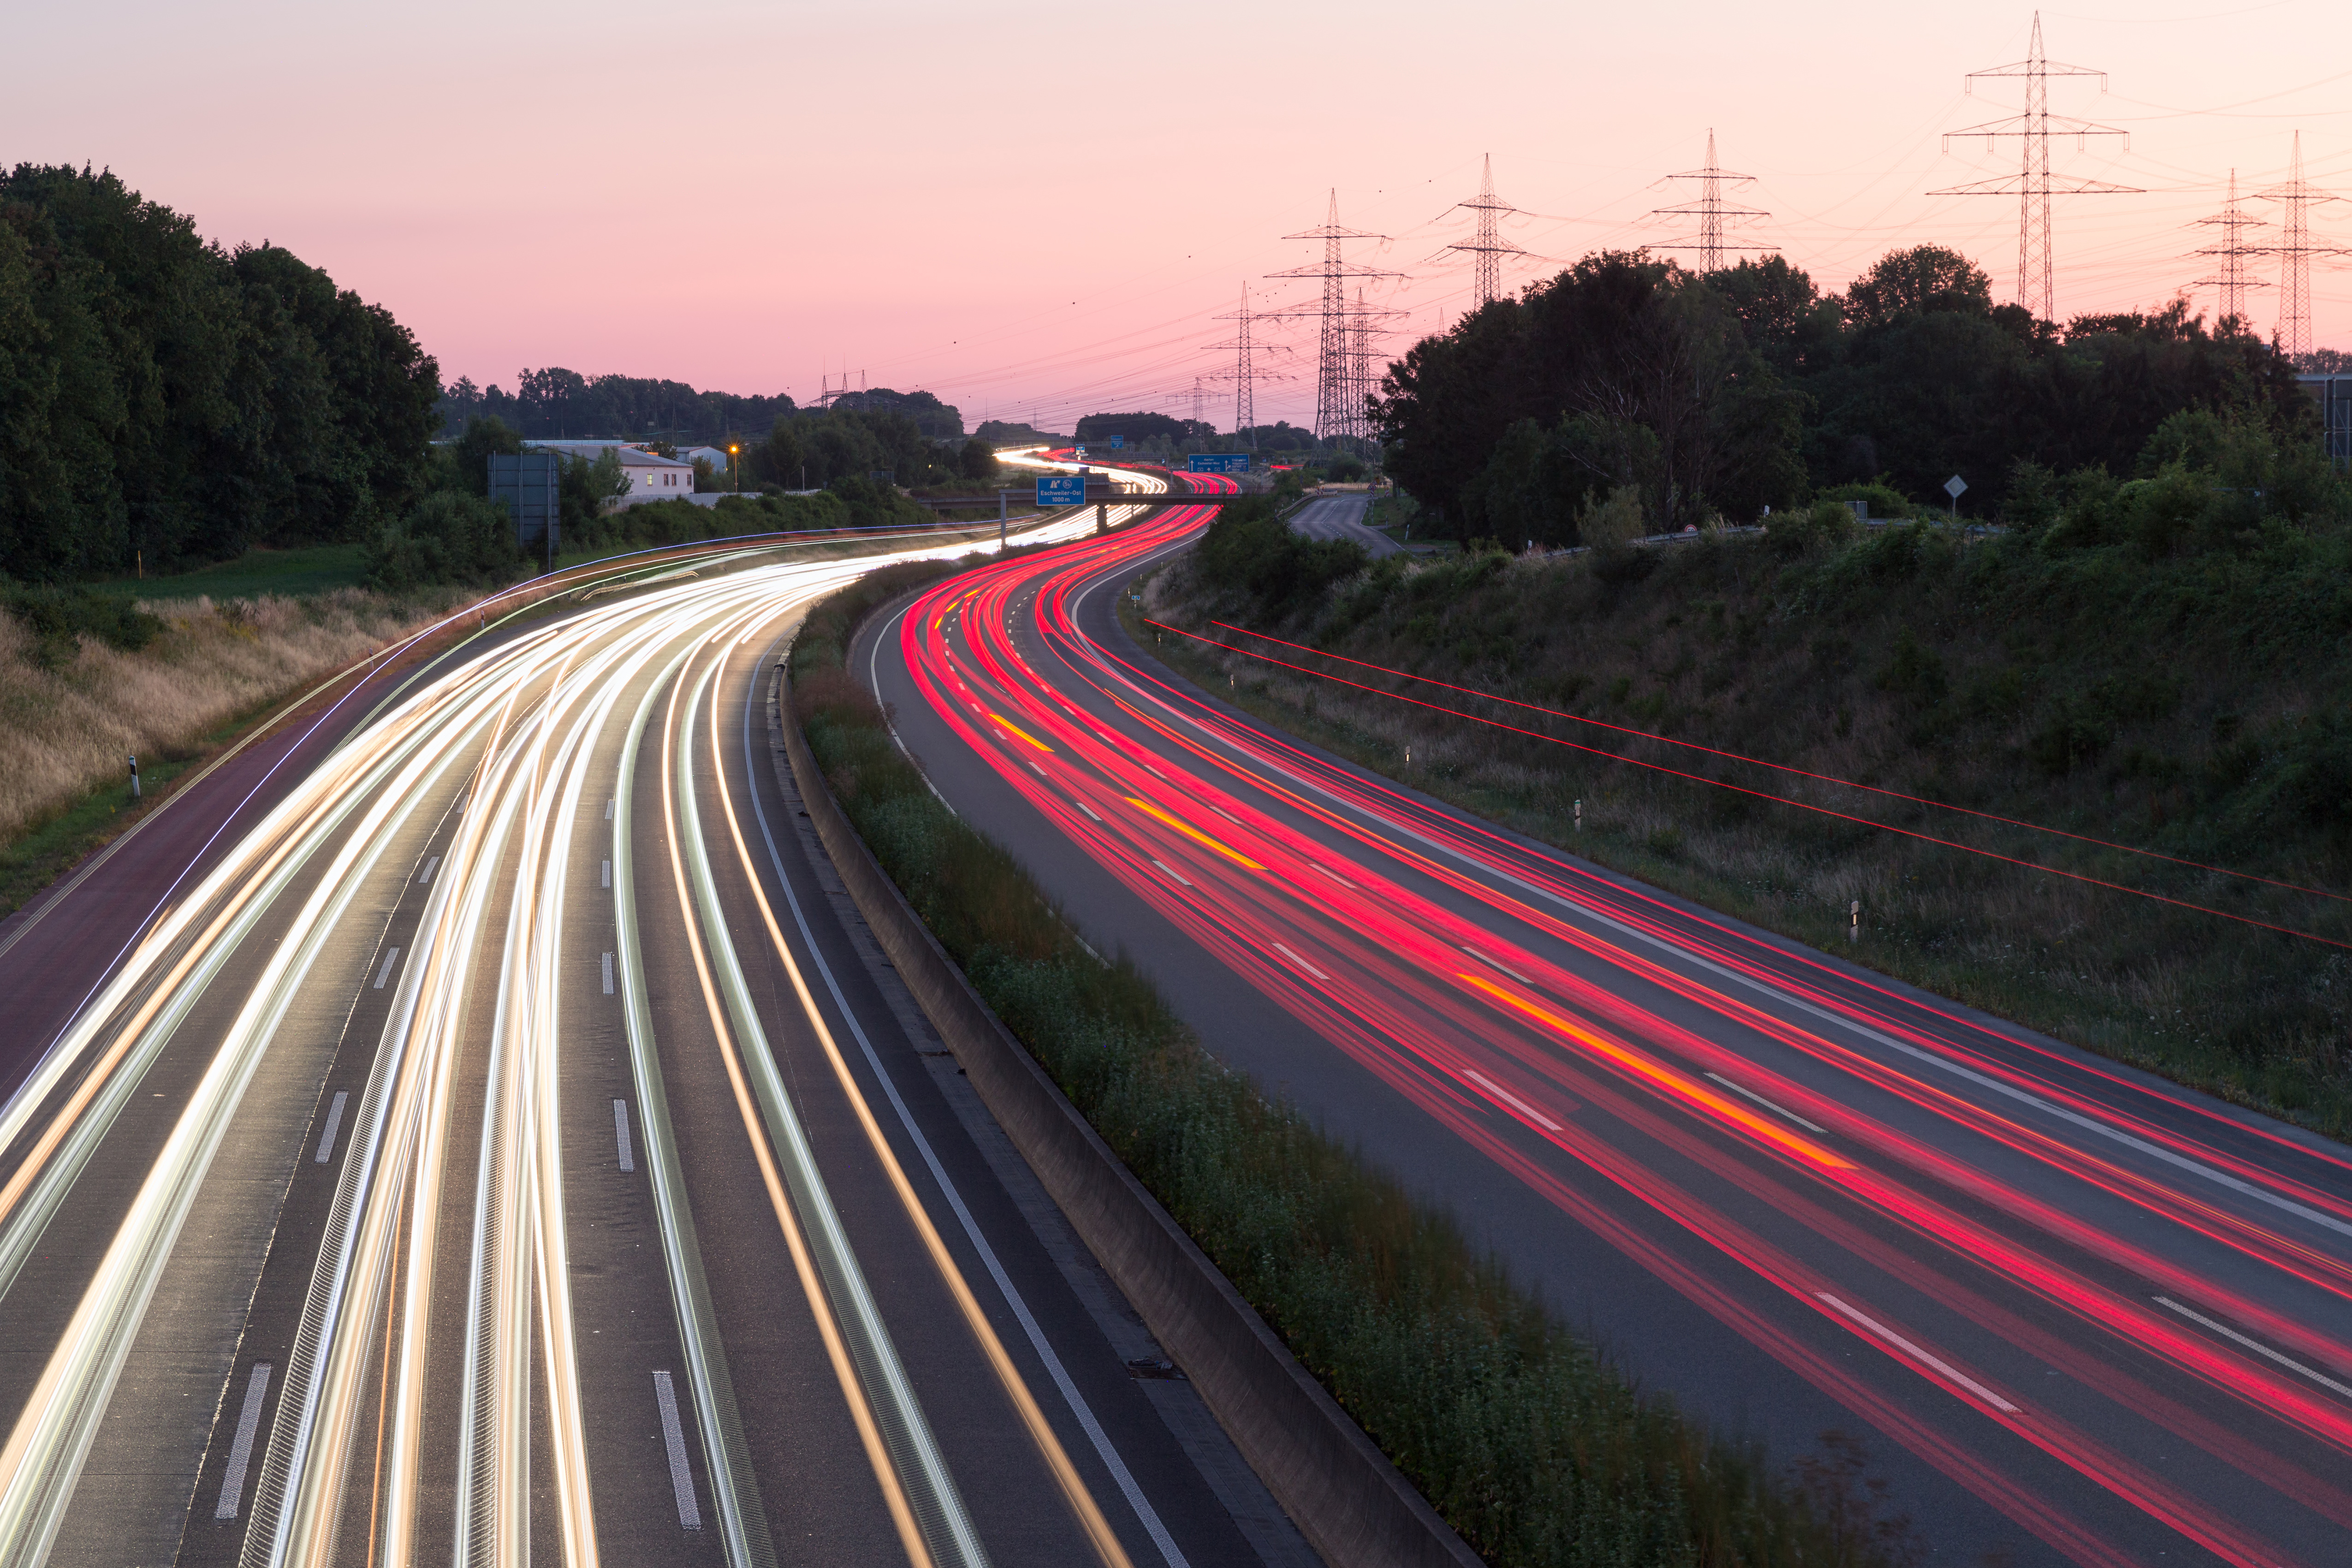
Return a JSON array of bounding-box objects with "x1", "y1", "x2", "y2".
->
[
  {"x1": 860, "y1": 462, "x2": 2352, "y2": 1567},
  {"x1": 0, "y1": 517, "x2": 1301, "y2": 1567}
]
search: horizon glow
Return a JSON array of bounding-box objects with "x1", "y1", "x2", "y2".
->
[{"x1": 10, "y1": 0, "x2": 2351, "y2": 430}]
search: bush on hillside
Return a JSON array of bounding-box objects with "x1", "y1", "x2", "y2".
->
[
  {"x1": 1194, "y1": 496, "x2": 1368, "y2": 621},
  {"x1": 361, "y1": 492, "x2": 518, "y2": 591}
]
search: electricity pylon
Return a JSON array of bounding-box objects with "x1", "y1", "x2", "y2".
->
[
  {"x1": 2254, "y1": 133, "x2": 2350, "y2": 361},
  {"x1": 1269, "y1": 192, "x2": 1402, "y2": 445},
  {"x1": 2190, "y1": 169, "x2": 2268, "y2": 332},
  {"x1": 1650, "y1": 131, "x2": 1767, "y2": 273},
  {"x1": 1206, "y1": 283, "x2": 1290, "y2": 448},
  {"x1": 1445, "y1": 155, "x2": 1533, "y2": 306},
  {"x1": 1933, "y1": 12, "x2": 2138, "y2": 322}
]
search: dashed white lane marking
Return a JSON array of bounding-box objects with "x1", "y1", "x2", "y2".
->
[
  {"x1": 1461, "y1": 944, "x2": 1531, "y2": 985},
  {"x1": 1152, "y1": 859, "x2": 1192, "y2": 887},
  {"x1": 1818, "y1": 1293, "x2": 2019, "y2": 1412},
  {"x1": 2156, "y1": 1296, "x2": 2352, "y2": 1399},
  {"x1": 601, "y1": 952, "x2": 615, "y2": 995},
  {"x1": 312, "y1": 1092, "x2": 349, "y2": 1165},
  {"x1": 1272, "y1": 942, "x2": 1328, "y2": 981},
  {"x1": 1029, "y1": 761, "x2": 1050, "y2": 778},
  {"x1": 605, "y1": 798, "x2": 615, "y2": 820},
  {"x1": 417, "y1": 856, "x2": 440, "y2": 885},
  {"x1": 1705, "y1": 1072, "x2": 1829, "y2": 1134},
  {"x1": 1463, "y1": 1069, "x2": 1564, "y2": 1131},
  {"x1": 651, "y1": 1371, "x2": 702, "y2": 1528},
  {"x1": 602, "y1": 858, "x2": 612, "y2": 888},
  {"x1": 372, "y1": 948, "x2": 401, "y2": 990},
  {"x1": 613, "y1": 1099, "x2": 636, "y2": 1174},
  {"x1": 213, "y1": 1362, "x2": 272, "y2": 1518},
  {"x1": 1074, "y1": 799, "x2": 1102, "y2": 823},
  {"x1": 1311, "y1": 862, "x2": 1359, "y2": 892}
]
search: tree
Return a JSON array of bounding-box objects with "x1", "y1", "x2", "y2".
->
[
  {"x1": 956, "y1": 437, "x2": 998, "y2": 481},
  {"x1": 1840, "y1": 244, "x2": 1993, "y2": 329}
]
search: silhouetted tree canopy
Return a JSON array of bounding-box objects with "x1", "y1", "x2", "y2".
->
[
  {"x1": 0, "y1": 163, "x2": 441, "y2": 579},
  {"x1": 1372, "y1": 243, "x2": 2315, "y2": 544}
]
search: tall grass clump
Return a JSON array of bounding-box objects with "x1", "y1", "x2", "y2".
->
[{"x1": 792, "y1": 573, "x2": 1915, "y2": 1568}]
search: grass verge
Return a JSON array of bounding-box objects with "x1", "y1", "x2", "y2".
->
[{"x1": 792, "y1": 567, "x2": 1916, "y2": 1568}]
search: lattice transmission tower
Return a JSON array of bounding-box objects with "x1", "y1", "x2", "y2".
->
[
  {"x1": 2254, "y1": 133, "x2": 2350, "y2": 361},
  {"x1": 1269, "y1": 192, "x2": 1401, "y2": 446},
  {"x1": 1650, "y1": 131, "x2": 1767, "y2": 273},
  {"x1": 1933, "y1": 13, "x2": 2138, "y2": 322},
  {"x1": 1206, "y1": 283, "x2": 1289, "y2": 447},
  {"x1": 1343, "y1": 290, "x2": 1406, "y2": 455},
  {"x1": 1445, "y1": 155, "x2": 1533, "y2": 307},
  {"x1": 2190, "y1": 169, "x2": 2268, "y2": 332}
]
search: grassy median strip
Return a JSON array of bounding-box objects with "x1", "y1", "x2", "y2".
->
[{"x1": 791, "y1": 565, "x2": 1912, "y2": 1568}]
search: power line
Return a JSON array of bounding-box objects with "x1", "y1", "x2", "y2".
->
[
  {"x1": 1650, "y1": 130, "x2": 1768, "y2": 273},
  {"x1": 1932, "y1": 12, "x2": 2140, "y2": 322}
]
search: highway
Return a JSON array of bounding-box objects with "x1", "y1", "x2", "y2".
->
[
  {"x1": 1282, "y1": 495, "x2": 1398, "y2": 558},
  {"x1": 0, "y1": 514, "x2": 1301, "y2": 1566},
  {"x1": 862, "y1": 464, "x2": 2352, "y2": 1567}
]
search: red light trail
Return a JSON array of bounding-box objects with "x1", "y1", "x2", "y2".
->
[{"x1": 871, "y1": 470, "x2": 2352, "y2": 1565}]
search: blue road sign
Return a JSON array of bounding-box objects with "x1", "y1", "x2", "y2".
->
[
  {"x1": 1188, "y1": 453, "x2": 1251, "y2": 475},
  {"x1": 1109, "y1": 434, "x2": 1125, "y2": 450},
  {"x1": 1036, "y1": 475, "x2": 1087, "y2": 506}
]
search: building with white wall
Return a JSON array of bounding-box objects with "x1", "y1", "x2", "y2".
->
[{"x1": 523, "y1": 440, "x2": 698, "y2": 503}]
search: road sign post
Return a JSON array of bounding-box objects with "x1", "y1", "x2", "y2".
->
[{"x1": 1945, "y1": 474, "x2": 1968, "y2": 522}]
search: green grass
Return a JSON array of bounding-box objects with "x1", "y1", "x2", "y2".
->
[
  {"x1": 791, "y1": 568, "x2": 1918, "y2": 1568},
  {"x1": 90, "y1": 543, "x2": 369, "y2": 601}
]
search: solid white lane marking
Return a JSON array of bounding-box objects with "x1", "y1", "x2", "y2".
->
[
  {"x1": 1074, "y1": 799, "x2": 1102, "y2": 823},
  {"x1": 312, "y1": 1092, "x2": 349, "y2": 1165},
  {"x1": 1461, "y1": 944, "x2": 1531, "y2": 985},
  {"x1": 1817, "y1": 1293, "x2": 2019, "y2": 1413},
  {"x1": 1310, "y1": 862, "x2": 1359, "y2": 892},
  {"x1": 602, "y1": 952, "x2": 615, "y2": 995},
  {"x1": 651, "y1": 1371, "x2": 702, "y2": 1529},
  {"x1": 1705, "y1": 1072, "x2": 1829, "y2": 1134},
  {"x1": 1272, "y1": 942, "x2": 1328, "y2": 981},
  {"x1": 2156, "y1": 1296, "x2": 2352, "y2": 1399},
  {"x1": 1152, "y1": 859, "x2": 1192, "y2": 887},
  {"x1": 602, "y1": 858, "x2": 612, "y2": 888},
  {"x1": 372, "y1": 948, "x2": 401, "y2": 990},
  {"x1": 417, "y1": 855, "x2": 439, "y2": 885},
  {"x1": 213, "y1": 1362, "x2": 272, "y2": 1518},
  {"x1": 1463, "y1": 1069, "x2": 1563, "y2": 1131},
  {"x1": 613, "y1": 1099, "x2": 636, "y2": 1174}
]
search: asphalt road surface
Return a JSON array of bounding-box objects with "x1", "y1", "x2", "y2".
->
[
  {"x1": 860, "y1": 466, "x2": 2352, "y2": 1568},
  {"x1": 0, "y1": 515, "x2": 1310, "y2": 1567},
  {"x1": 1283, "y1": 495, "x2": 1398, "y2": 558}
]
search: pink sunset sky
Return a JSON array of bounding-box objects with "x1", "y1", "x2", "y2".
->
[{"x1": 13, "y1": 0, "x2": 2352, "y2": 431}]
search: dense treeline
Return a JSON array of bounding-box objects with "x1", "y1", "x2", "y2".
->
[
  {"x1": 748, "y1": 404, "x2": 983, "y2": 491},
  {"x1": 0, "y1": 164, "x2": 441, "y2": 582},
  {"x1": 437, "y1": 370, "x2": 801, "y2": 444},
  {"x1": 1373, "y1": 246, "x2": 2321, "y2": 546},
  {"x1": 436, "y1": 375, "x2": 969, "y2": 445}
]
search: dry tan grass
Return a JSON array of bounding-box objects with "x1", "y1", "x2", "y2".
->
[{"x1": 0, "y1": 589, "x2": 464, "y2": 842}]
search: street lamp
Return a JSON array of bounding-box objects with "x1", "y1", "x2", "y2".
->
[{"x1": 730, "y1": 444, "x2": 740, "y2": 494}]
